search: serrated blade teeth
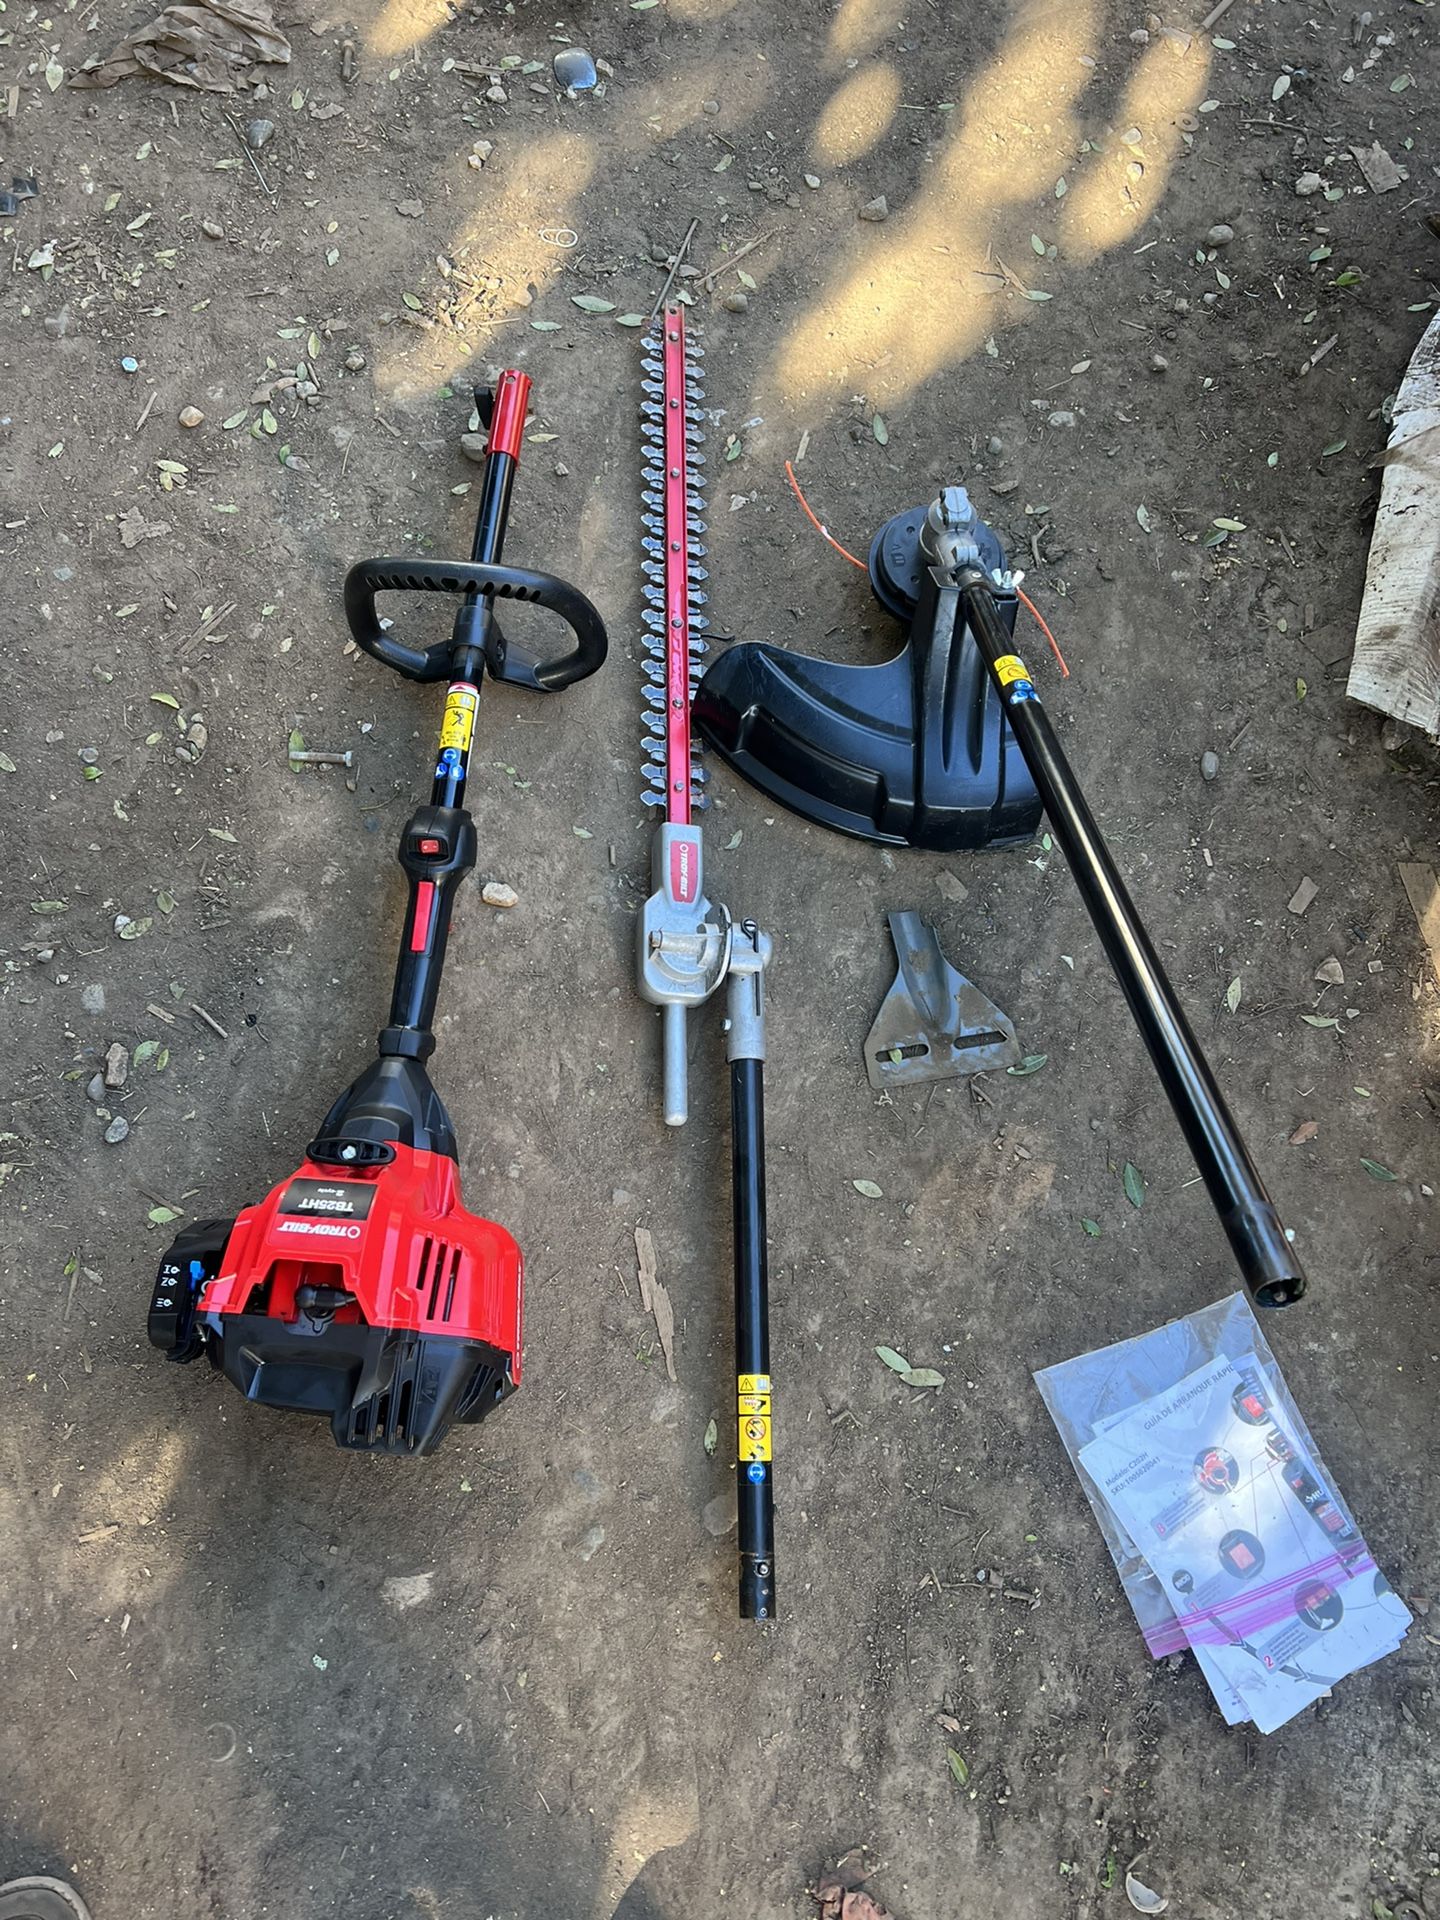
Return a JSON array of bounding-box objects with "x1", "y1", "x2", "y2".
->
[
  {"x1": 688, "y1": 564, "x2": 709, "y2": 583},
  {"x1": 642, "y1": 791, "x2": 667, "y2": 809},
  {"x1": 643, "y1": 685, "x2": 666, "y2": 710},
  {"x1": 641, "y1": 559, "x2": 665, "y2": 581},
  {"x1": 642, "y1": 713, "x2": 666, "y2": 736},
  {"x1": 684, "y1": 341, "x2": 705, "y2": 359},
  {"x1": 690, "y1": 615, "x2": 709, "y2": 632},
  {"x1": 642, "y1": 513, "x2": 664, "y2": 535},
  {"x1": 684, "y1": 429, "x2": 705, "y2": 450},
  {"x1": 688, "y1": 516, "x2": 707, "y2": 536},
  {"x1": 641, "y1": 379, "x2": 664, "y2": 398},
  {"x1": 688, "y1": 635, "x2": 709, "y2": 654},
  {"x1": 642, "y1": 610, "x2": 665, "y2": 632},
  {"x1": 686, "y1": 589, "x2": 708, "y2": 607},
  {"x1": 642, "y1": 663, "x2": 666, "y2": 685},
  {"x1": 643, "y1": 586, "x2": 665, "y2": 608}
]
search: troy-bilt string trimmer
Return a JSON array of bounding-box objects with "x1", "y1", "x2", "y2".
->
[
  {"x1": 696, "y1": 484, "x2": 1306, "y2": 1312},
  {"x1": 147, "y1": 371, "x2": 609, "y2": 1452},
  {"x1": 636, "y1": 306, "x2": 777, "y2": 1620}
]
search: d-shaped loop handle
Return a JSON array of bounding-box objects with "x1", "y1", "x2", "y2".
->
[{"x1": 343, "y1": 557, "x2": 608, "y2": 689}]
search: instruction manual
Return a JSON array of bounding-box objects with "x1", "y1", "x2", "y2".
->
[{"x1": 1036, "y1": 1295, "x2": 1410, "y2": 1734}]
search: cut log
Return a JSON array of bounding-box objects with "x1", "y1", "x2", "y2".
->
[{"x1": 1348, "y1": 309, "x2": 1440, "y2": 739}]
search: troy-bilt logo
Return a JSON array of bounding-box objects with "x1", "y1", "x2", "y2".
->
[
  {"x1": 277, "y1": 1219, "x2": 363, "y2": 1241},
  {"x1": 669, "y1": 837, "x2": 698, "y2": 905}
]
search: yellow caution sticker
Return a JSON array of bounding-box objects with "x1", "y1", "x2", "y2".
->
[
  {"x1": 738, "y1": 1376, "x2": 773, "y2": 1461},
  {"x1": 439, "y1": 683, "x2": 478, "y2": 754},
  {"x1": 993, "y1": 654, "x2": 1031, "y2": 688}
]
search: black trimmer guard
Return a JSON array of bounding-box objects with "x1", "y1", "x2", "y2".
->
[{"x1": 692, "y1": 501, "x2": 1042, "y2": 852}]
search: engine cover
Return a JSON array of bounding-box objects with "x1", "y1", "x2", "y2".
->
[{"x1": 148, "y1": 1058, "x2": 523, "y2": 1456}]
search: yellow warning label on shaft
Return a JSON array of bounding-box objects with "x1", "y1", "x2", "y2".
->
[
  {"x1": 737, "y1": 1376, "x2": 773, "y2": 1461},
  {"x1": 439, "y1": 684, "x2": 478, "y2": 754},
  {"x1": 993, "y1": 654, "x2": 1031, "y2": 687}
]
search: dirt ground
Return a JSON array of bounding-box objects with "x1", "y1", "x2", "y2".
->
[{"x1": 4, "y1": 0, "x2": 1440, "y2": 1913}]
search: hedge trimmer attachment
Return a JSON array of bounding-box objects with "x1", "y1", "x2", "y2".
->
[
  {"x1": 636, "y1": 306, "x2": 777, "y2": 1620},
  {"x1": 147, "y1": 371, "x2": 609, "y2": 1454}
]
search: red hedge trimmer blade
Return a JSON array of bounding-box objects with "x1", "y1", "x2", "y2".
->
[{"x1": 640, "y1": 303, "x2": 710, "y2": 819}]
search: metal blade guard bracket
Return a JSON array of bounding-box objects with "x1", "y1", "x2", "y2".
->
[{"x1": 693, "y1": 493, "x2": 1042, "y2": 852}]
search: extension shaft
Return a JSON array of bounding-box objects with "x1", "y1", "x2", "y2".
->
[{"x1": 958, "y1": 572, "x2": 1305, "y2": 1310}]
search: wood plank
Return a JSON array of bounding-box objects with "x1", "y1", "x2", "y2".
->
[
  {"x1": 1398, "y1": 862, "x2": 1440, "y2": 987},
  {"x1": 1348, "y1": 311, "x2": 1440, "y2": 738}
]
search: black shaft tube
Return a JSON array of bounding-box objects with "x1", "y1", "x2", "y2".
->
[
  {"x1": 731, "y1": 1057, "x2": 776, "y2": 1617},
  {"x1": 958, "y1": 573, "x2": 1305, "y2": 1309},
  {"x1": 449, "y1": 447, "x2": 517, "y2": 677}
]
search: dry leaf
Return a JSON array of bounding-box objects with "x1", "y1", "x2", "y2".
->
[{"x1": 634, "y1": 1227, "x2": 677, "y2": 1381}]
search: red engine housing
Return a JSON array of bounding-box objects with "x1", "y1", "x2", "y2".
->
[{"x1": 204, "y1": 1145, "x2": 523, "y2": 1364}]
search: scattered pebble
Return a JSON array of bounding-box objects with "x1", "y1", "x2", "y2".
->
[
  {"x1": 701, "y1": 98, "x2": 720, "y2": 114},
  {"x1": 1314, "y1": 956, "x2": 1345, "y2": 985},
  {"x1": 1287, "y1": 876, "x2": 1319, "y2": 916},
  {"x1": 459, "y1": 433, "x2": 489, "y2": 464},
  {"x1": 103, "y1": 1116, "x2": 130, "y2": 1145},
  {"x1": 481, "y1": 881, "x2": 519, "y2": 909},
  {"x1": 104, "y1": 1042, "x2": 129, "y2": 1089},
  {"x1": 804, "y1": 172, "x2": 821, "y2": 189},
  {"x1": 179, "y1": 406, "x2": 204, "y2": 428},
  {"x1": 1200, "y1": 749, "x2": 1220, "y2": 781},
  {"x1": 702, "y1": 1491, "x2": 738, "y2": 1538},
  {"x1": 395, "y1": 198, "x2": 424, "y2": 218},
  {"x1": 80, "y1": 984, "x2": 106, "y2": 1015},
  {"x1": 244, "y1": 117, "x2": 275, "y2": 151},
  {"x1": 721, "y1": 290, "x2": 748, "y2": 314},
  {"x1": 859, "y1": 194, "x2": 889, "y2": 222},
  {"x1": 553, "y1": 460, "x2": 569, "y2": 477},
  {"x1": 485, "y1": 81, "x2": 507, "y2": 103},
  {"x1": 1047, "y1": 410, "x2": 1076, "y2": 428},
  {"x1": 86, "y1": 1072, "x2": 105, "y2": 1104},
  {"x1": 552, "y1": 45, "x2": 597, "y2": 91},
  {"x1": 344, "y1": 348, "x2": 366, "y2": 371},
  {"x1": 201, "y1": 218, "x2": 225, "y2": 239},
  {"x1": 1206, "y1": 222, "x2": 1235, "y2": 247},
  {"x1": 467, "y1": 139, "x2": 494, "y2": 171},
  {"x1": 1295, "y1": 170, "x2": 1322, "y2": 196},
  {"x1": 1129, "y1": 25, "x2": 1149, "y2": 41},
  {"x1": 1150, "y1": 352, "x2": 1169, "y2": 373},
  {"x1": 986, "y1": 435, "x2": 1004, "y2": 455},
  {"x1": 43, "y1": 306, "x2": 73, "y2": 339}
]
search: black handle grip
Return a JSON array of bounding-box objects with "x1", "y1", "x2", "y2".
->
[{"x1": 343, "y1": 557, "x2": 608, "y2": 690}]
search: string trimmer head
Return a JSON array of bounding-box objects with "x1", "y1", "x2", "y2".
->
[{"x1": 693, "y1": 492, "x2": 1042, "y2": 851}]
